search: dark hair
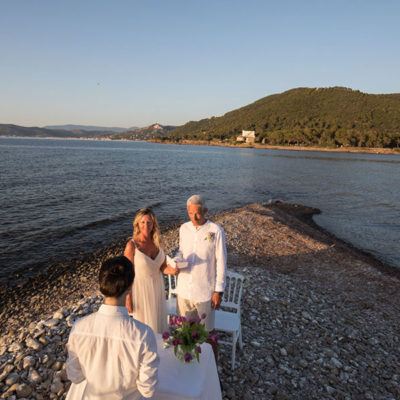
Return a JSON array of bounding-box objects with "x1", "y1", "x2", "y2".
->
[{"x1": 99, "y1": 256, "x2": 134, "y2": 298}]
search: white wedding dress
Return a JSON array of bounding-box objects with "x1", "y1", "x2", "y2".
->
[{"x1": 130, "y1": 244, "x2": 168, "y2": 334}]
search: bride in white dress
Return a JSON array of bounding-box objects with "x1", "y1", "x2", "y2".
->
[{"x1": 124, "y1": 208, "x2": 178, "y2": 333}]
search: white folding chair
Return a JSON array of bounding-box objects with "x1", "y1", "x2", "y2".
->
[
  {"x1": 214, "y1": 270, "x2": 244, "y2": 370},
  {"x1": 165, "y1": 274, "x2": 178, "y2": 320}
]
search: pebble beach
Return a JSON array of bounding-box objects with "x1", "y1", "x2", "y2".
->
[{"x1": 1, "y1": 202, "x2": 399, "y2": 399}]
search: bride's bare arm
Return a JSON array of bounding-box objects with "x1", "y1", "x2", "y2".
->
[{"x1": 160, "y1": 258, "x2": 179, "y2": 276}]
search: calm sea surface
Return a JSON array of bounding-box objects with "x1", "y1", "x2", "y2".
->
[{"x1": 1, "y1": 137, "x2": 399, "y2": 285}]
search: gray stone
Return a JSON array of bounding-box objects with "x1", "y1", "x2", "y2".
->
[
  {"x1": 53, "y1": 311, "x2": 64, "y2": 319},
  {"x1": 8, "y1": 343, "x2": 23, "y2": 353},
  {"x1": 28, "y1": 369, "x2": 42, "y2": 384},
  {"x1": 43, "y1": 318, "x2": 60, "y2": 328},
  {"x1": 50, "y1": 379, "x2": 64, "y2": 394},
  {"x1": 330, "y1": 357, "x2": 343, "y2": 369},
  {"x1": 226, "y1": 386, "x2": 235, "y2": 399},
  {"x1": 325, "y1": 385, "x2": 336, "y2": 394},
  {"x1": 299, "y1": 359, "x2": 308, "y2": 368},
  {"x1": 302, "y1": 311, "x2": 312, "y2": 320},
  {"x1": 22, "y1": 356, "x2": 36, "y2": 369},
  {"x1": 53, "y1": 361, "x2": 63, "y2": 371},
  {"x1": 25, "y1": 337, "x2": 41, "y2": 350},
  {"x1": 5, "y1": 373, "x2": 19, "y2": 386},
  {"x1": 0, "y1": 364, "x2": 15, "y2": 382},
  {"x1": 6, "y1": 382, "x2": 19, "y2": 393},
  {"x1": 16, "y1": 383, "x2": 33, "y2": 398}
]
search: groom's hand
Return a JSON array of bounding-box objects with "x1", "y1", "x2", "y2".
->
[{"x1": 211, "y1": 292, "x2": 222, "y2": 309}]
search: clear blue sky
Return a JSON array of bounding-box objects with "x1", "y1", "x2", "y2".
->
[{"x1": 1, "y1": 0, "x2": 399, "y2": 128}]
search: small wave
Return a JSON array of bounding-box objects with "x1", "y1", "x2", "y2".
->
[
  {"x1": 146, "y1": 201, "x2": 163, "y2": 209},
  {"x1": 53, "y1": 212, "x2": 138, "y2": 239}
]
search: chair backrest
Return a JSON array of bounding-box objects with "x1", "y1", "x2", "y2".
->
[
  {"x1": 221, "y1": 270, "x2": 244, "y2": 314},
  {"x1": 167, "y1": 274, "x2": 177, "y2": 299}
]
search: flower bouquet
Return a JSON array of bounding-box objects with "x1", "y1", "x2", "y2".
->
[{"x1": 162, "y1": 314, "x2": 218, "y2": 363}]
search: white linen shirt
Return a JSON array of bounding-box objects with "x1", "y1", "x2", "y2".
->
[
  {"x1": 176, "y1": 220, "x2": 227, "y2": 303},
  {"x1": 66, "y1": 304, "x2": 159, "y2": 400}
]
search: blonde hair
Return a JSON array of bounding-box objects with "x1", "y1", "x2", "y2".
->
[{"x1": 133, "y1": 208, "x2": 161, "y2": 250}]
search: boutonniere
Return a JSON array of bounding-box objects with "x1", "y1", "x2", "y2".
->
[{"x1": 205, "y1": 232, "x2": 215, "y2": 242}]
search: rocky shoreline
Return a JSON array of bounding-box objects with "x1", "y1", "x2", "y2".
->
[
  {"x1": 151, "y1": 139, "x2": 400, "y2": 155},
  {"x1": 1, "y1": 202, "x2": 399, "y2": 399}
]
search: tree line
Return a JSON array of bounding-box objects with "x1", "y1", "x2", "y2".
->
[{"x1": 158, "y1": 87, "x2": 400, "y2": 148}]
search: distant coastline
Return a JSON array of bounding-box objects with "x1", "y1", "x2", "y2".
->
[{"x1": 2, "y1": 135, "x2": 399, "y2": 155}]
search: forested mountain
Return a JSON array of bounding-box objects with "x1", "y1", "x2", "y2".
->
[
  {"x1": 109, "y1": 123, "x2": 175, "y2": 140},
  {"x1": 44, "y1": 124, "x2": 137, "y2": 132},
  {"x1": 160, "y1": 87, "x2": 400, "y2": 148},
  {"x1": 0, "y1": 124, "x2": 111, "y2": 138},
  {"x1": 0, "y1": 123, "x2": 172, "y2": 141}
]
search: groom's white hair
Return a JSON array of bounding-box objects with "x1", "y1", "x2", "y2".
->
[{"x1": 187, "y1": 194, "x2": 206, "y2": 208}]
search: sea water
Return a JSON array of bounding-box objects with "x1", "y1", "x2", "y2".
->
[{"x1": 1, "y1": 137, "x2": 399, "y2": 286}]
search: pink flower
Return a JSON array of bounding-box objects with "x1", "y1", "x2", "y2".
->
[
  {"x1": 184, "y1": 352, "x2": 193, "y2": 362},
  {"x1": 205, "y1": 232, "x2": 216, "y2": 242}
]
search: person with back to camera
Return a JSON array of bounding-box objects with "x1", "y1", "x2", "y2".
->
[
  {"x1": 124, "y1": 208, "x2": 178, "y2": 334},
  {"x1": 65, "y1": 256, "x2": 159, "y2": 400},
  {"x1": 176, "y1": 195, "x2": 227, "y2": 361}
]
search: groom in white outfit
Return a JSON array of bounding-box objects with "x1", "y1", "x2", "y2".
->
[{"x1": 176, "y1": 195, "x2": 227, "y2": 347}]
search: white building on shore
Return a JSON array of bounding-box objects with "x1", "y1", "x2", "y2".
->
[{"x1": 236, "y1": 130, "x2": 256, "y2": 143}]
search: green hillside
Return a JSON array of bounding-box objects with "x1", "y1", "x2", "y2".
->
[{"x1": 161, "y1": 87, "x2": 400, "y2": 148}]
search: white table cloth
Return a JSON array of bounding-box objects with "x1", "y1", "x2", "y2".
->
[
  {"x1": 66, "y1": 335, "x2": 222, "y2": 400},
  {"x1": 154, "y1": 335, "x2": 222, "y2": 400}
]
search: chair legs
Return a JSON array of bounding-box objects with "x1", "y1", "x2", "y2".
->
[
  {"x1": 238, "y1": 325, "x2": 243, "y2": 349},
  {"x1": 229, "y1": 328, "x2": 243, "y2": 371},
  {"x1": 231, "y1": 332, "x2": 237, "y2": 371}
]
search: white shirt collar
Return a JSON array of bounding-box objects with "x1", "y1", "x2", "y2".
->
[
  {"x1": 190, "y1": 219, "x2": 209, "y2": 231},
  {"x1": 98, "y1": 304, "x2": 129, "y2": 316}
]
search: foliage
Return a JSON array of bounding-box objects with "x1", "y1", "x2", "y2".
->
[{"x1": 159, "y1": 87, "x2": 400, "y2": 148}]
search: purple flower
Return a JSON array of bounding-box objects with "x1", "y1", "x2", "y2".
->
[
  {"x1": 201, "y1": 313, "x2": 207, "y2": 320},
  {"x1": 197, "y1": 346, "x2": 202, "y2": 354},
  {"x1": 184, "y1": 352, "x2": 193, "y2": 363},
  {"x1": 195, "y1": 317, "x2": 201, "y2": 324},
  {"x1": 162, "y1": 331, "x2": 170, "y2": 340},
  {"x1": 191, "y1": 330, "x2": 199, "y2": 339},
  {"x1": 209, "y1": 333, "x2": 218, "y2": 344},
  {"x1": 172, "y1": 339, "x2": 179, "y2": 346},
  {"x1": 169, "y1": 316, "x2": 176, "y2": 325}
]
